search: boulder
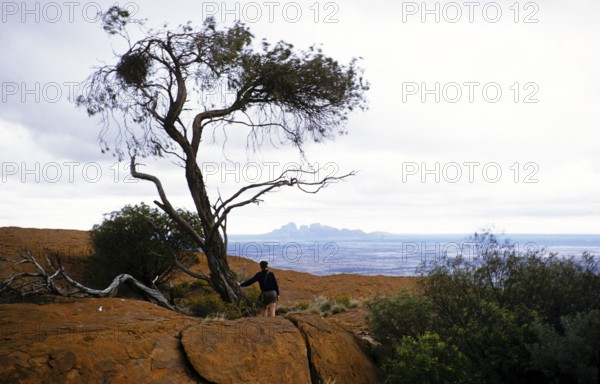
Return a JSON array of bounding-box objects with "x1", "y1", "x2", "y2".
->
[
  {"x1": 0, "y1": 298, "x2": 201, "y2": 384},
  {"x1": 288, "y1": 313, "x2": 382, "y2": 384},
  {"x1": 181, "y1": 317, "x2": 311, "y2": 384}
]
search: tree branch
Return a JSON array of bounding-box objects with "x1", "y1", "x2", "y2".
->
[
  {"x1": 147, "y1": 250, "x2": 211, "y2": 284},
  {"x1": 208, "y1": 169, "x2": 355, "y2": 241},
  {"x1": 130, "y1": 155, "x2": 205, "y2": 248}
]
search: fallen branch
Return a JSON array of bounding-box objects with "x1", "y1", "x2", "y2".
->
[
  {"x1": 1, "y1": 248, "x2": 176, "y2": 311},
  {"x1": 59, "y1": 271, "x2": 176, "y2": 311}
]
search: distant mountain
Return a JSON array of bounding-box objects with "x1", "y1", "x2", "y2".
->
[{"x1": 236, "y1": 222, "x2": 399, "y2": 240}]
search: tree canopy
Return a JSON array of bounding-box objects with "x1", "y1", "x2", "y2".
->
[{"x1": 80, "y1": 10, "x2": 368, "y2": 159}]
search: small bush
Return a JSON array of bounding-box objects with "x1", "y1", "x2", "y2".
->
[
  {"x1": 330, "y1": 303, "x2": 347, "y2": 315},
  {"x1": 186, "y1": 295, "x2": 229, "y2": 317},
  {"x1": 184, "y1": 285, "x2": 263, "y2": 319},
  {"x1": 276, "y1": 305, "x2": 291, "y2": 315},
  {"x1": 170, "y1": 282, "x2": 191, "y2": 299},
  {"x1": 287, "y1": 295, "x2": 360, "y2": 317}
]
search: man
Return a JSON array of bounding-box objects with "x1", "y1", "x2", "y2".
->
[{"x1": 239, "y1": 261, "x2": 280, "y2": 317}]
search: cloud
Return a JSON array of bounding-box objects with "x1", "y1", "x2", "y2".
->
[{"x1": 0, "y1": 0, "x2": 599, "y2": 234}]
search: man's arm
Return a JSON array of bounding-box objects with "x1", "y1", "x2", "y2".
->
[{"x1": 240, "y1": 272, "x2": 260, "y2": 287}]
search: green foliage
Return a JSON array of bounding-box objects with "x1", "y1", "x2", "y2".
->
[
  {"x1": 88, "y1": 202, "x2": 201, "y2": 287},
  {"x1": 186, "y1": 294, "x2": 234, "y2": 318},
  {"x1": 384, "y1": 332, "x2": 473, "y2": 384},
  {"x1": 185, "y1": 285, "x2": 262, "y2": 319},
  {"x1": 366, "y1": 291, "x2": 434, "y2": 351},
  {"x1": 101, "y1": 5, "x2": 133, "y2": 35},
  {"x1": 78, "y1": 11, "x2": 369, "y2": 159},
  {"x1": 529, "y1": 309, "x2": 600, "y2": 383},
  {"x1": 170, "y1": 281, "x2": 191, "y2": 299},
  {"x1": 367, "y1": 231, "x2": 600, "y2": 384},
  {"x1": 277, "y1": 296, "x2": 359, "y2": 317},
  {"x1": 304, "y1": 295, "x2": 358, "y2": 317}
]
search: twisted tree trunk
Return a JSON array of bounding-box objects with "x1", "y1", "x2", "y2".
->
[{"x1": 186, "y1": 160, "x2": 247, "y2": 306}]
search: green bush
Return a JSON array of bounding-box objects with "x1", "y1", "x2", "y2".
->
[
  {"x1": 529, "y1": 309, "x2": 600, "y2": 383},
  {"x1": 187, "y1": 294, "x2": 233, "y2": 318},
  {"x1": 303, "y1": 295, "x2": 358, "y2": 317},
  {"x1": 87, "y1": 202, "x2": 201, "y2": 287},
  {"x1": 366, "y1": 290, "x2": 434, "y2": 351},
  {"x1": 367, "y1": 231, "x2": 600, "y2": 384},
  {"x1": 278, "y1": 296, "x2": 359, "y2": 317},
  {"x1": 384, "y1": 332, "x2": 473, "y2": 384},
  {"x1": 170, "y1": 281, "x2": 191, "y2": 299},
  {"x1": 185, "y1": 285, "x2": 263, "y2": 319}
]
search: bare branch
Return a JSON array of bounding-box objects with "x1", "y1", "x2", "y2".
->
[
  {"x1": 59, "y1": 270, "x2": 175, "y2": 311},
  {"x1": 147, "y1": 250, "x2": 211, "y2": 283},
  {"x1": 130, "y1": 155, "x2": 205, "y2": 248},
  {"x1": 208, "y1": 168, "x2": 355, "y2": 241}
]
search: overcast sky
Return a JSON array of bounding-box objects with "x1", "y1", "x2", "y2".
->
[{"x1": 1, "y1": 0, "x2": 599, "y2": 234}]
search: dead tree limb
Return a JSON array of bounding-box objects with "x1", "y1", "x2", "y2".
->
[
  {"x1": 58, "y1": 270, "x2": 176, "y2": 311},
  {"x1": 1, "y1": 248, "x2": 176, "y2": 311}
]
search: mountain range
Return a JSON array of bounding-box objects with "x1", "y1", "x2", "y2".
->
[{"x1": 233, "y1": 222, "x2": 397, "y2": 240}]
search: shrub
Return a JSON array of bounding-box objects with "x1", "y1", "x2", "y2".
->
[
  {"x1": 383, "y1": 332, "x2": 473, "y2": 384},
  {"x1": 529, "y1": 309, "x2": 600, "y2": 383},
  {"x1": 87, "y1": 203, "x2": 201, "y2": 287},
  {"x1": 170, "y1": 281, "x2": 191, "y2": 300},
  {"x1": 304, "y1": 296, "x2": 358, "y2": 317},
  {"x1": 366, "y1": 290, "x2": 434, "y2": 351},
  {"x1": 276, "y1": 305, "x2": 291, "y2": 315},
  {"x1": 367, "y1": 231, "x2": 600, "y2": 384},
  {"x1": 185, "y1": 285, "x2": 263, "y2": 319}
]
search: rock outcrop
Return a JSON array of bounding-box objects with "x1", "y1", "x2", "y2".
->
[
  {"x1": 182, "y1": 317, "x2": 311, "y2": 383},
  {"x1": 1, "y1": 298, "x2": 381, "y2": 384},
  {"x1": 0, "y1": 298, "x2": 201, "y2": 384},
  {"x1": 289, "y1": 313, "x2": 381, "y2": 384}
]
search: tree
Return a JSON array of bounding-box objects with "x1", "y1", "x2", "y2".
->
[
  {"x1": 88, "y1": 203, "x2": 202, "y2": 287},
  {"x1": 77, "y1": 8, "x2": 368, "y2": 305}
]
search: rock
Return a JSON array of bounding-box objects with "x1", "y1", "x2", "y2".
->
[
  {"x1": 0, "y1": 297, "x2": 384, "y2": 384},
  {"x1": 181, "y1": 317, "x2": 312, "y2": 384},
  {"x1": 0, "y1": 298, "x2": 201, "y2": 384},
  {"x1": 288, "y1": 313, "x2": 382, "y2": 384}
]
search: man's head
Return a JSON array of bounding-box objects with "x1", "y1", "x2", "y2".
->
[{"x1": 259, "y1": 261, "x2": 269, "y2": 270}]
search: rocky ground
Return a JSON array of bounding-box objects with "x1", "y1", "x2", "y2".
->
[{"x1": 0, "y1": 227, "x2": 421, "y2": 383}]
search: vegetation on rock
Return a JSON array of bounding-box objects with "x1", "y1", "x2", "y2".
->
[{"x1": 367, "y1": 232, "x2": 600, "y2": 384}]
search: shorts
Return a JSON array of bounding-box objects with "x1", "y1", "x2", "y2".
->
[{"x1": 261, "y1": 290, "x2": 278, "y2": 305}]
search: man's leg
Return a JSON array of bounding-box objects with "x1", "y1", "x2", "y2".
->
[{"x1": 267, "y1": 303, "x2": 276, "y2": 317}]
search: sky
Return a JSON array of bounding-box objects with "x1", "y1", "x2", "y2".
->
[{"x1": 0, "y1": 0, "x2": 599, "y2": 235}]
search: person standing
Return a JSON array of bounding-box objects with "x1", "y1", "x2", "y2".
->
[{"x1": 239, "y1": 261, "x2": 280, "y2": 317}]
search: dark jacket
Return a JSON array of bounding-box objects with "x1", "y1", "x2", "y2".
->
[{"x1": 240, "y1": 269, "x2": 279, "y2": 296}]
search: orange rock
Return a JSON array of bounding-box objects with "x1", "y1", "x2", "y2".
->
[
  {"x1": 288, "y1": 313, "x2": 382, "y2": 384},
  {"x1": 0, "y1": 298, "x2": 200, "y2": 384},
  {"x1": 182, "y1": 317, "x2": 312, "y2": 384}
]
